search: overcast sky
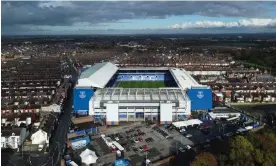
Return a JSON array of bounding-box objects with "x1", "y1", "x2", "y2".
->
[{"x1": 2, "y1": 1, "x2": 276, "y2": 35}]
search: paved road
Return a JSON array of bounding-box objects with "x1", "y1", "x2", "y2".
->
[
  {"x1": 45, "y1": 60, "x2": 78, "y2": 166},
  {"x1": 48, "y1": 86, "x2": 74, "y2": 166}
]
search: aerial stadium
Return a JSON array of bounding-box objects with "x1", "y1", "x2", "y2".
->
[{"x1": 73, "y1": 62, "x2": 212, "y2": 125}]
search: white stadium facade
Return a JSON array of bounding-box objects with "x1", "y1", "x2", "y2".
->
[{"x1": 73, "y1": 62, "x2": 212, "y2": 125}]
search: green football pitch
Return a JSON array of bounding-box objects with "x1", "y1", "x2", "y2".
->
[{"x1": 115, "y1": 81, "x2": 166, "y2": 88}]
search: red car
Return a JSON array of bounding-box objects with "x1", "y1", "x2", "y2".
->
[
  {"x1": 111, "y1": 148, "x2": 116, "y2": 153},
  {"x1": 143, "y1": 145, "x2": 149, "y2": 151},
  {"x1": 204, "y1": 125, "x2": 210, "y2": 129}
]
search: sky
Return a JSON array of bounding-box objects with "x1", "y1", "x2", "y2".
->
[{"x1": 2, "y1": 1, "x2": 276, "y2": 35}]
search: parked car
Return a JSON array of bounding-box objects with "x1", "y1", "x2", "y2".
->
[
  {"x1": 145, "y1": 137, "x2": 153, "y2": 143},
  {"x1": 184, "y1": 145, "x2": 192, "y2": 150},
  {"x1": 181, "y1": 132, "x2": 187, "y2": 136},
  {"x1": 186, "y1": 134, "x2": 193, "y2": 138},
  {"x1": 126, "y1": 147, "x2": 131, "y2": 152},
  {"x1": 204, "y1": 125, "x2": 211, "y2": 129},
  {"x1": 132, "y1": 147, "x2": 138, "y2": 152},
  {"x1": 138, "y1": 137, "x2": 143, "y2": 142},
  {"x1": 216, "y1": 136, "x2": 222, "y2": 141},
  {"x1": 139, "y1": 132, "x2": 146, "y2": 136},
  {"x1": 225, "y1": 132, "x2": 233, "y2": 137},
  {"x1": 143, "y1": 145, "x2": 149, "y2": 151},
  {"x1": 203, "y1": 144, "x2": 211, "y2": 149},
  {"x1": 180, "y1": 128, "x2": 186, "y2": 133},
  {"x1": 178, "y1": 147, "x2": 186, "y2": 153}
]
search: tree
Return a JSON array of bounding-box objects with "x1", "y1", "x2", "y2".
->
[
  {"x1": 191, "y1": 152, "x2": 218, "y2": 166},
  {"x1": 253, "y1": 149, "x2": 264, "y2": 164},
  {"x1": 228, "y1": 136, "x2": 254, "y2": 164},
  {"x1": 263, "y1": 151, "x2": 276, "y2": 166},
  {"x1": 246, "y1": 132, "x2": 263, "y2": 148}
]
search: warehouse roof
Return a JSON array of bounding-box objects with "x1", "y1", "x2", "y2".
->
[{"x1": 76, "y1": 62, "x2": 119, "y2": 88}]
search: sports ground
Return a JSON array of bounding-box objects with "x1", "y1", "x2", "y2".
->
[{"x1": 115, "y1": 81, "x2": 167, "y2": 88}]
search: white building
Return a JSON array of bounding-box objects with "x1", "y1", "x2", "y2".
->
[
  {"x1": 31, "y1": 129, "x2": 48, "y2": 147},
  {"x1": 1, "y1": 128, "x2": 27, "y2": 149}
]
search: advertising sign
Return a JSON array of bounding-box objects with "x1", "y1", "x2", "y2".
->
[
  {"x1": 187, "y1": 88, "x2": 212, "y2": 111},
  {"x1": 119, "y1": 113, "x2": 127, "y2": 118},
  {"x1": 73, "y1": 88, "x2": 94, "y2": 112},
  {"x1": 71, "y1": 136, "x2": 90, "y2": 149}
]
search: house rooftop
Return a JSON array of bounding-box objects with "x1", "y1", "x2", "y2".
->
[{"x1": 1, "y1": 128, "x2": 22, "y2": 137}]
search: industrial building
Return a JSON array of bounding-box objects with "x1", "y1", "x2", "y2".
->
[{"x1": 73, "y1": 62, "x2": 212, "y2": 125}]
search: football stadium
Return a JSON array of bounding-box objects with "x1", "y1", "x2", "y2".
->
[{"x1": 73, "y1": 62, "x2": 212, "y2": 125}]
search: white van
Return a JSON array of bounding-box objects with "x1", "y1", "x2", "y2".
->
[
  {"x1": 180, "y1": 128, "x2": 186, "y2": 133},
  {"x1": 245, "y1": 126, "x2": 253, "y2": 130},
  {"x1": 184, "y1": 145, "x2": 192, "y2": 150}
]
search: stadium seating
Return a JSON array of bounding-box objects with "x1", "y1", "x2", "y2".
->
[{"x1": 116, "y1": 73, "x2": 174, "y2": 81}]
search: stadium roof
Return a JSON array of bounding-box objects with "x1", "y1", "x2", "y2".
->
[
  {"x1": 76, "y1": 62, "x2": 119, "y2": 88},
  {"x1": 120, "y1": 67, "x2": 169, "y2": 71},
  {"x1": 170, "y1": 68, "x2": 203, "y2": 89},
  {"x1": 93, "y1": 87, "x2": 189, "y2": 102}
]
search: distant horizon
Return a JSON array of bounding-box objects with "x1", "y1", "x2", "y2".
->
[
  {"x1": 2, "y1": 32, "x2": 276, "y2": 37},
  {"x1": 2, "y1": 1, "x2": 276, "y2": 35}
]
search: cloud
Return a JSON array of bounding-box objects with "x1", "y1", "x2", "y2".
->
[
  {"x1": 170, "y1": 18, "x2": 276, "y2": 29},
  {"x1": 1, "y1": 1, "x2": 276, "y2": 34},
  {"x1": 38, "y1": 1, "x2": 74, "y2": 9}
]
